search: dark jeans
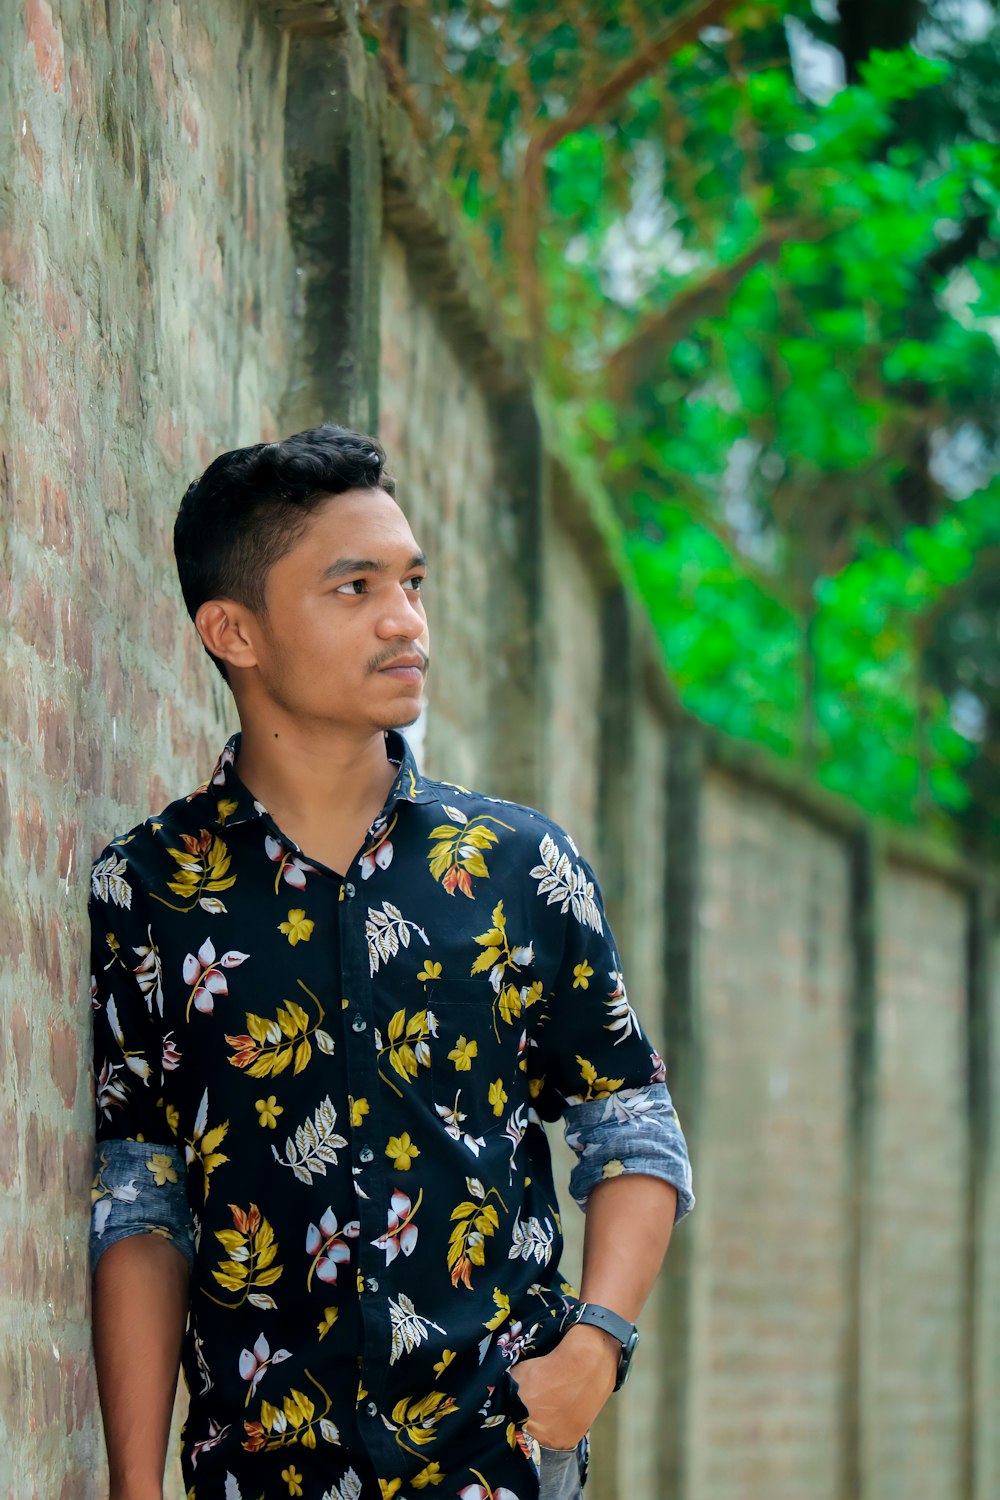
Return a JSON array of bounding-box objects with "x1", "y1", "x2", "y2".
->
[{"x1": 537, "y1": 1432, "x2": 590, "y2": 1499}]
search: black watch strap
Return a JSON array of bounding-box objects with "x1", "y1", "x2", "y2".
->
[{"x1": 560, "y1": 1301, "x2": 640, "y2": 1390}]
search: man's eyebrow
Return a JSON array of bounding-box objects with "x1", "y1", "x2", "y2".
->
[{"x1": 321, "y1": 552, "x2": 428, "y2": 581}]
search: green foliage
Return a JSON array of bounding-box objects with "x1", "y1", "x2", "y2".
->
[{"x1": 391, "y1": 0, "x2": 1000, "y2": 853}]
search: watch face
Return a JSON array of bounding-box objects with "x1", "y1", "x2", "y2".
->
[{"x1": 615, "y1": 1330, "x2": 640, "y2": 1390}]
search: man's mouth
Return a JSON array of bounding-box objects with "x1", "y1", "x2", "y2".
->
[{"x1": 379, "y1": 653, "x2": 426, "y2": 681}]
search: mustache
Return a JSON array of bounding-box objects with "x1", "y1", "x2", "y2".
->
[{"x1": 374, "y1": 645, "x2": 429, "y2": 670}]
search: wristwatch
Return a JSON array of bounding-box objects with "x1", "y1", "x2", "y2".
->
[{"x1": 559, "y1": 1300, "x2": 640, "y2": 1390}]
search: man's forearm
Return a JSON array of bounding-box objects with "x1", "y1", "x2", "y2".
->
[
  {"x1": 92, "y1": 1233, "x2": 190, "y2": 1499},
  {"x1": 579, "y1": 1170, "x2": 678, "y2": 1319}
]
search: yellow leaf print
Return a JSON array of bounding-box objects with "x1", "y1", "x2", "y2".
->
[
  {"x1": 377, "y1": 1008, "x2": 434, "y2": 1098},
  {"x1": 226, "y1": 980, "x2": 330, "y2": 1080},
  {"x1": 350, "y1": 1095, "x2": 369, "y2": 1128},
  {"x1": 317, "y1": 1306, "x2": 338, "y2": 1340},
  {"x1": 488, "y1": 1079, "x2": 507, "y2": 1117},
  {"x1": 523, "y1": 978, "x2": 544, "y2": 1008},
  {"x1": 448, "y1": 1189, "x2": 505, "y2": 1290},
  {"x1": 575, "y1": 1054, "x2": 625, "y2": 1101},
  {"x1": 185, "y1": 1093, "x2": 230, "y2": 1200},
  {"x1": 432, "y1": 1348, "x2": 456, "y2": 1377},
  {"x1": 497, "y1": 985, "x2": 522, "y2": 1025},
  {"x1": 572, "y1": 960, "x2": 594, "y2": 989},
  {"x1": 471, "y1": 900, "x2": 536, "y2": 1040},
  {"x1": 151, "y1": 829, "x2": 236, "y2": 911},
  {"x1": 448, "y1": 1036, "x2": 478, "y2": 1071},
  {"x1": 483, "y1": 1289, "x2": 510, "y2": 1331},
  {"x1": 255, "y1": 1095, "x2": 283, "y2": 1129},
  {"x1": 205, "y1": 1202, "x2": 283, "y2": 1308},
  {"x1": 426, "y1": 815, "x2": 513, "y2": 898},
  {"x1": 145, "y1": 1153, "x2": 177, "y2": 1186},
  {"x1": 417, "y1": 960, "x2": 442, "y2": 981},
  {"x1": 386, "y1": 1133, "x2": 420, "y2": 1170},
  {"x1": 243, "y1": 1370, "x2": 335, "y2": 1454},
  {"x1": 281, "y1": 1465, "x2": 303, "y2": 1496},
  {"x1": 602, "y1": 1159, "x2": 625, "y2": 1179},
  {"x1": 278, "y1": 909, "x2": 314, "y2": 946},
  {"x1": 386, "y1": 1389, "x2": 459, "y2": 1450},
  {"x1": 379, "y1": 1482, "x2": 402, "y2": 1499},
  {"x1": 412, "y1": 1461, "x2": 443, "y2": 1488}
]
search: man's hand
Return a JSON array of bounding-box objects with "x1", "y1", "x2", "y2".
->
[
  {"x1": 507, "y1": 1173, "x2": 680, "y2": 1448},
  {"x1": 508, "y1": 1322, "x2": 619, "y2": 1450}
]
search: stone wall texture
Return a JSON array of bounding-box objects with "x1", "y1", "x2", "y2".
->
[
  {"x1": 2, "y1": 1, "x2": 293, "y2": 1494},
  {"x1": 2, "y1": 4, "x2": 999, "y2": 1499}
]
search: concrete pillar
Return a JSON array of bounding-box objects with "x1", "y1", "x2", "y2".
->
[{"x1": 281, "y1": 12, "x2": 382, "y2": 435}]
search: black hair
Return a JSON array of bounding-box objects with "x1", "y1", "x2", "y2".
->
[{"x1": 173, "y1": 423, "x2": 396, "y2": 680}]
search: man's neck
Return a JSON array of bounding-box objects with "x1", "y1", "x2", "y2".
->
[{"x1": 233, "y1": 718, "x2": 399, "y2": 832}]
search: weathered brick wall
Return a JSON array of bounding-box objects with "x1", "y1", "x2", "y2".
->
[
  {"x1": 1, "y1": 1, "x2": 292, "y2": 1494},
  {"x1": 693, "y1": 772, "x2": 855, "y2": 1500},
  {"x1": 378, "y1": 231, "x2": 501, "y2": 793},
  {"x1": 979, "y1": 938, "x2": 1000, "y2": 1500},
  {"x1": 537, "y1": 502, "x2": 604, "y2": 838},
  {"x1": 3, "y1": 3, "x2": 998, "y2": 1499},
  {"x1": 871, "y1": 866, "x2": 969, "y2": 1500},
  {"x1": 615, "y1": 697, "x2": 672, "y2": 1500}
]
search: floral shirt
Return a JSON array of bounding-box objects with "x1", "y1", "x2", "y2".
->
[{"x1": 88, "y1": 729, "x2": 694, "y2": 1500}]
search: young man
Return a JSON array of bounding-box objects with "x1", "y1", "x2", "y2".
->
[{"x1": 88, "y1": 425, "x2": 695, "y2": 1500}]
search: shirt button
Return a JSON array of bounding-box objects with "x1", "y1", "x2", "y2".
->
[
  {"x1": 366, "y1": 1400, "x2": 378, "y2": 1417},
  {"x1": 366, "y1": 1276, "x2": 379, "y2": 1293},
  {"x1": 359, "y1": 1146, "x2": 374, "y2": 1163},
  {"x1": 351, "y1": 1014, "x2": 367, "y2": 1033},
  {"x1": 343, "y1": 881, "x2": 356, "y2": 897}
]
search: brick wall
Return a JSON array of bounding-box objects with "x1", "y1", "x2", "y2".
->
[
  {"x1": 2, "y1": 3, "x2": 998, "y2": 1499},
  {"x1": 1, "y1": 1, "x2": 292, "y2": 1493},
  {"x1": 871, "y1": 867, "x2": 969, "y2": 1500},
  {"x1": 378, "y1": 231, "x2": 502, "y2": 793},
  {"x1": 693, "y1": 772, "x2": 855, "y2": 1500}
]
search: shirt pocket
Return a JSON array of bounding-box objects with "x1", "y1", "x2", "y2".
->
[{"x1": 426, "y1": 980, "x2": 522, "y2": 1145}]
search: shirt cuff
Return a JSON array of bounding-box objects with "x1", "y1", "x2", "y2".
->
[
  {"x1": 562, "y1": 1082, "x2": 696, "y2": 1223},
  {"x1": 90, "y1": 1138, "x2": 195, "y2": 1273}
]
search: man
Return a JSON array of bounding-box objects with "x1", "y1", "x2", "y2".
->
[{"x1": 88, "y1": 424, "x2": 695, "y2": 1500}]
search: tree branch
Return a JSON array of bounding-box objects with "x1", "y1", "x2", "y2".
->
[
  {"x1": 533, "y1": 0, "x2": 739, "y2": 161},
  {"x1": 605, "y1": 220, "x2": 834, "y2": 402},
  {"x1": 513, "y1": 0, "x2": 740, "y2": 347}
]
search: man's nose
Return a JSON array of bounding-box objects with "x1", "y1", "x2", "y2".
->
[{"x1": 381, "y1": 584, "x2": 427, "y2": 638}]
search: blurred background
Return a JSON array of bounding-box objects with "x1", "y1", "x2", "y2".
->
[{"x1": 2, "y1": 2, "x2": 999, "y2": 1498}]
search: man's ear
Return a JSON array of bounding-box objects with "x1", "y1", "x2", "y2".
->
[{"x1": 195, "y1": 598, "x2": 260, "y2": 673}]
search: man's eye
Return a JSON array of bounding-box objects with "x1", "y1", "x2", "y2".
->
[
  {"x1": 334, "y1": 579, "x2": 367, "y2": 594},
  {"x1": 406, "y1": 575, "x2": 426, "y2": 591}
]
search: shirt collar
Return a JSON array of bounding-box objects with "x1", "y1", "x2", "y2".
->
[{"x1": 202, "y1": 728, "x2": 440, "y2": 830}]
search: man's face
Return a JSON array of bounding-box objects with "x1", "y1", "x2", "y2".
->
[{"x1": 239, "y1": 486, "x2": 430, "y2": 731}]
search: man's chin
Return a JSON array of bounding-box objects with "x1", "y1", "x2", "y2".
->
[{"x1": 372, "y1": 698, "x2": 424, "y2": 732}]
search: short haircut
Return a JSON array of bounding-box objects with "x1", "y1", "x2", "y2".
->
[{"x1": 173, "y1": 423, "x2": 396, "y2": 680}]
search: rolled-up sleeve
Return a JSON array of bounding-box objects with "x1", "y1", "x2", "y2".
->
[
  {"x1": 563, "y1": 1081, "x2": 695, "y2": 1224},
  {"x1": 90, "y1": 1138, "x2": 195, "y2": 1273},
  {"x1": 88, "y1": 843, "x2": 194, "y2": 1273}
]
